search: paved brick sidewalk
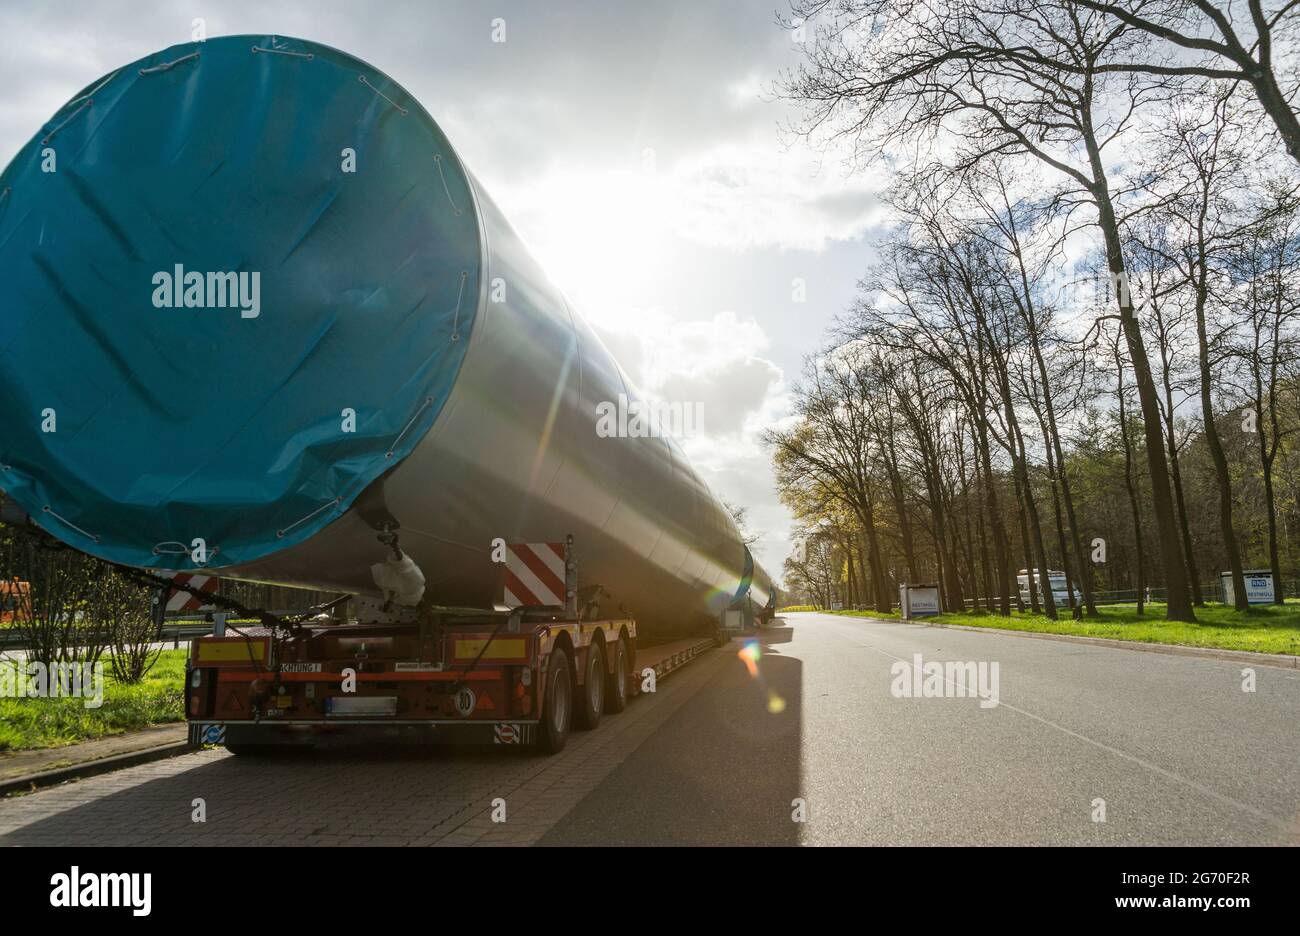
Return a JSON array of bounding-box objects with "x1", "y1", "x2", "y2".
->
[
  {"x1": 0, "y1": 647, "x2": 728, "y2": 846},
  {"x1": 0, "y1": 724, "x2": 187, "y2": 784}
]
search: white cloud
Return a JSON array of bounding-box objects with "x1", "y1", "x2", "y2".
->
[
  {"x1": 493, "y1": 139, "x2": 885, "y2": 299},
  {"x1": 593, "y1": 309, "x2": 782, "y2": 424},
  {"x1": 670, "y1": 141, "x2": 886, "y2": 252}
]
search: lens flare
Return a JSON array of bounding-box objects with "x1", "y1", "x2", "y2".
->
[{"x1": 739, "y1": 639, "x2": 784, "y2": 715}]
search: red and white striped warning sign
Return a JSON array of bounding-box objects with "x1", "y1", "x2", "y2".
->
[
  {"x1": 161, "y1": 572, "x2": 219, "y2": 613},
  {"x1": 503, "y1": 542, "x2": 567, "y2": 608}
]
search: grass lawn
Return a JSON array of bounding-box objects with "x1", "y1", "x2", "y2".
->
[
  {"x1": 828, "y1": 607, "x2": 903, "y2": 620},
  {"x1": 817, "y1": 601, "x2": 1300, "y2": 656},
  {"x1": 0, "y1": 649, "x2": 186, "y2": 753}
]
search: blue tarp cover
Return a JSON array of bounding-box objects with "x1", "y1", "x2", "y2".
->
[{"x1": 0, "y1": 36, "x2": 481, "y2": 570}]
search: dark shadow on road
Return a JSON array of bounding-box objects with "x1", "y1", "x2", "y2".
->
[
  {"x1": 537, "y1": 627, "x2": 803, "y2": 845},
  {"x1": 755, "y1": 624, "x2": 794, "y2": 645}
]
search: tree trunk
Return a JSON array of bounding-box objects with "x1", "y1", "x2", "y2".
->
[
  {"x1": 1082, "y1": 116, "x2": 1195, "y2": 621},
  {"x1": 1254, "y1": 295, "x2": 1285, "y2": 605},
  {"x1": 985, "y1": 323, "x2": 1057, "y2": 619},
  {"x1": 1152, "y1": 309, "x2": 1205, "y2": 606},
  {"x1": 1014, "y1": 482, "x2": 1039, "y2": 613},
  {"x1": 1189, "y1": 221, "x2": 1247, "y2": 611},
  {"x1": 976, "y1": 418, "x2": 1012, "y2": 614},
  {"x1": 1042, "y1": 431, "x2": 1076, "y2": 611},
  {"x1": 1029, "y1": 336, "x2": 1096, "y2": 617},
  {"x1": 1011, "y1": 422, "x2": 1057, "y2": 619},
  {"x1": 1115, "y1": 345, "x2": 1145, "y2": 616}
]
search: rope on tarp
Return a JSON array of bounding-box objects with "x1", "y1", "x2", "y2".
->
[
  {"x1": 386, "y1": 396, "x2": 434, "y2": 459},
  {"x1": 451, "y1": 270, "x2": 467, "y2": 341},
  {"x1": 357, "y1": 74, "x2": 408, "y2": 116},
  {"x1": 433, "y1": 154, "x2": 463, "y2": 216},
  {"x1": 138, "y1": 51, "x2": 200, "y2": 76},
  {"x1": 251, "y1": 45, "x2": 314, "y2": 60},
  {"x1": 277, "y1": 497, "x2": 342, "y2": 539},
  {"x1": 41, "y1": 98, "x2": 93, "y2": 146},
  {"x1": 41, "y1": 505, "x2": 99, "y2": 543}
]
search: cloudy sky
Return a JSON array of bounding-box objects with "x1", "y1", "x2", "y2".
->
[{"x1": 0, "y1": 0, "x2": 890, "y2": 576}]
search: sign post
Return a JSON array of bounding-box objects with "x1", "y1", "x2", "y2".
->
[
  {"x1": 900, "y1": 583, "x2": 942, "y2": 621},
  {"x1": 1220, "y1": 570, "x2": 1276, "y2": 606}
]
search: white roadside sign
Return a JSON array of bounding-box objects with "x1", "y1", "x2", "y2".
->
[{"x1": 900, "y1": 583, "x2": 942, "y2": 619}]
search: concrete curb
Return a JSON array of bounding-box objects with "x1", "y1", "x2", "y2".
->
[
  {"x1": 0, "y1": 741, "x2": 194, "y2": 798},
  {"x1": 823, "y1": 613, "x2": 1300, "y2": 670}
]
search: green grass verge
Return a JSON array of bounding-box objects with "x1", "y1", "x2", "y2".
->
[
  {"x1": 0, "y1": 650, "x2": 186, "y2": 753},
  {"x1": 811, "y1": 601, "x2": 1300, "y2": 656}
]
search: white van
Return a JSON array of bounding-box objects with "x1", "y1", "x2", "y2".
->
[{"x1": 1016, "y1": 569, "x2": 1082, "y2": 610}]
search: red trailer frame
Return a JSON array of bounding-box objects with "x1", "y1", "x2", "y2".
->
[
  {"x1": 184, "y1": 537, "x2": 734, "y2": 753},
  {"x1": 186, "y1": 610, "x2": 640, "y2": 752}
]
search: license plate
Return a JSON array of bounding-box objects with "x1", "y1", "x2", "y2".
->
[{"x1": 325, "y1": 696, "x2": 397, "y2": 717}]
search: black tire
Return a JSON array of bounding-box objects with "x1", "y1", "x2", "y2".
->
[
  {"x1": 576, "y1": 641, "x2": 605, "y2": 730},
  {"x1": 605, "y1": 637, "x2": 629, "y2": 714},
  {"x1": 538, "y1": 646, "x2": 573, "y2": 754}
]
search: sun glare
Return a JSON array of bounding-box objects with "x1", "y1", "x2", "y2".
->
[{"x1": 513, "y1": 167, "x2": 674, "y2": 332}]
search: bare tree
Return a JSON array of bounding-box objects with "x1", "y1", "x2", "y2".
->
[
  {"x1": 1128, "y1": 216, "x2": 1206, "y2": 602},
  {"x1": 767, "y1": 351, "x2": 894, "y2": 611},
  {"x1": 1231, "y1": 175, "x2": 1300, "y2": 601},
  {"x1": 782, "y1": 0, "x2": 1197, "y2": 619},
  {"x1": 1138, "y1": 87, "x2": 1253, "y2": 607},
  {"x1": 1109, "y1": 323, "x2": 1147, "y2": 613},
  {"x1": 1071, "y1": 0, "x2": 1300, "y2": 164}
]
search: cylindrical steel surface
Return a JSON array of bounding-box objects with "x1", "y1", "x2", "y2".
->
[{"x1": 0, "y1": 36, "x2": 770, "y2": 637}]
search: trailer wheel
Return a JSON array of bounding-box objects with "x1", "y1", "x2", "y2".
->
[
  {"x1": 576, "y1": 640, "x2": 604, "y2": 730},
  {"x1": 605, "y1": 637, "x2": 629, "y2": 714},
  {"x1": 539, "y1": 647, "x2": 572, "y2": 754}
]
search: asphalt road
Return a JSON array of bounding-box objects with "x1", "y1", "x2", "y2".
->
[{"x1": 2, "y1": 611, "x2": 1297, "y2": 845}]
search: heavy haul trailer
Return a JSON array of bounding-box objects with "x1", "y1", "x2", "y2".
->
[
  {"x1": 0, "y1": 36, "x2": 773, "y2": 682},
  {"x1": 185, "y1": 541, "x2": 723, "y2": 754},
  {"x1": 187, "y1": 610, "x2": 637, "y2": 754}
]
